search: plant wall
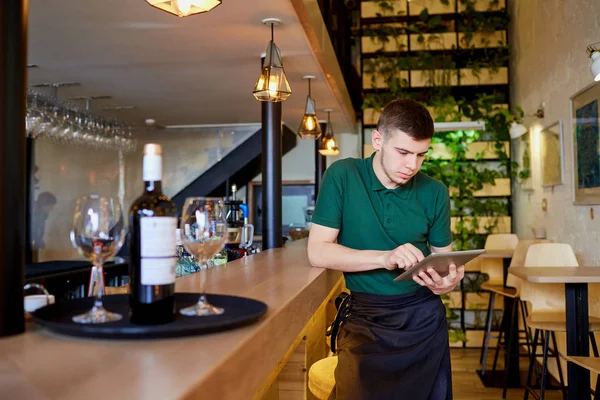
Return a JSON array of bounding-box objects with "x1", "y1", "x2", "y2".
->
[{"x1": 357, "y1": 0, "x2": 525, "y2": 343}]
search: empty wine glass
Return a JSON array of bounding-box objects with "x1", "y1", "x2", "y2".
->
[
  {"x1": 179, "y1": 197, "x2": 228, "y2": 316},
  {"x1": 70, "y1": 195, "x2": 126, "y2": 323}
]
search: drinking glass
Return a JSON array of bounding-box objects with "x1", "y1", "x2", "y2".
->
[
  {"x1": 70, "y1": 195, "x2": 126, "y2": 323},
  {"x1": 179, "y1": 197, "x2": 228, "y2": 316}
]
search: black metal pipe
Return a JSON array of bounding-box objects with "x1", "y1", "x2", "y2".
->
[
  {"x1": 565, "y1": 283, "x2": 590, "y2": 400},
  {"x1": 314, "y1": 122, "x2": 327, "y2": 199},
  {"x1": 25, "y1": 137, "x2": 34, "y2": 264},
  {"x1": 0, "y1": 0, "x2": 27, "y2": 337},
  {"x1": 261, "y1": 101, "x2": 282, "y2": 250}
]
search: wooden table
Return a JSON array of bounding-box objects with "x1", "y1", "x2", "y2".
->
[
  {"x1": 480, "y1": 249, "x2": 519, "y2": 387},
  {"x1": 0, "y1": 239, "x2": 343, "y2": 400},
  {"x1": 510, "y1": 267, "x2": 600, "y2": 400}
]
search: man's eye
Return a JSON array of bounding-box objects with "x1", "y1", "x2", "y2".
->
[{"x1": 399, "y1": 151, "x2": 408, "y2": 155}]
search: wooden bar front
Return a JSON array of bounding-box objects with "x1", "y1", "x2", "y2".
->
[{"x1": 0, "y1": 239, "x2": 344, "y2": 400}]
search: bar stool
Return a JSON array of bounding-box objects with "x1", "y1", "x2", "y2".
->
[
  {"x1": 481, "y1": 240, "x2": 552, "y2": 399},
  {"x1": 479, "y1": 234, "x2": 519, "y2": 373},
  {"x1": 562, "y1": 356, "x2": 600, "y2": 398},
  {"x1": 521, "y1": 243, "x2": 600, "y2": 400},
  {"x1": 308, "y1": 355, "x2": 337, "y2": 400}
]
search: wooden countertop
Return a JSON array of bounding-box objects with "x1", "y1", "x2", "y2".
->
[
  {"x1": 0, "y1": 239, "x2": 342, "y2": 400},
  {"x1": 509, "y1": 267, "x2": 600, "y2": 283}
]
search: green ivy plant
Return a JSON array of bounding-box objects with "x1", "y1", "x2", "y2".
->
[{"x1": 361, "y1": 0, "x2": 522, "y2": 343}]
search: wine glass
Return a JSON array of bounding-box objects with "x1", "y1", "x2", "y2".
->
[
  {"x1": 179, "y1": 197, "x2": 228, "y2": 316},
  {"x1": 70, "y1": 195, "x2": 126, "y2": 323}
]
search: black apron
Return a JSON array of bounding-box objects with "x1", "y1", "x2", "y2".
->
[{"x1": 334, "y1": 287, "x2": 452, "y2": 400}]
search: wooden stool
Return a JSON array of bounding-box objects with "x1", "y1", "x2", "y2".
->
[
  {"x1": 308, "y1": 356, "x2": 337, "y2": 400},
  {"x1": 521, "y1": 243, "x2": 600, "y2": 400},
  {"x1": 479, "y1": 233, "x2": 519, "y2": 376},
  {"x1": 563, "y1": 356, "x2": 600, "y2": 398}
]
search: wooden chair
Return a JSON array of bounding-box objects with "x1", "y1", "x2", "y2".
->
[
  {"x1": 308, "y1": 355, "x2": 337, "y2": 400},
  {"x1": 562, "y1": 356, "x2": 600, "y2": 398},
  {"x1": 521, "y1": 243, "x2": 600, "y2": 400},
  {"x1": 478, "y1": 233, "x2": 519, "y2": 377},
  {"x1": 480, "y1": 239, "x2": 552, "y2": 398}
]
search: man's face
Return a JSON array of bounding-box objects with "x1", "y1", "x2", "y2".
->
[{"x1": 372, "y1": 129, "x2": 431, "y2": 186}]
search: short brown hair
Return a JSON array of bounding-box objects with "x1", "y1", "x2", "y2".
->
[{"x1": 376, "y1": 99, "x2": 434, "y2": 141}]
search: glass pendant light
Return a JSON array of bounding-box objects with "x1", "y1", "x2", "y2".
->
[
  {"x1": 297, "y1": 76, "x2": 322, "y2": 140},
  {"x1": 253, "y1": 18, "x2": 291, "y2": 102},
  {"x1": 146, "y1": 0, "x2": 221, "y2": 18},
  {"x1": 319, "y1": 109, "x2": 340, "y2": 156}
]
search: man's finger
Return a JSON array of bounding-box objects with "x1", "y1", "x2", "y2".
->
[
  {"x1": 419, "y1": 271, "x2": 434, "y2": 286},
  {"x1": 404, "y1": 243, "x2": 425, "y2": 261},
  {"x1": 427, "y1": 268, "x2": 443, "y2": 284},
  {"x1": 413, "y1": 275, "x2": 426, "y2": 286},
  {"x1": 448, "y1": 264, "x2": 457, "y2": 280},
  {"x1": 400, "y1": 250, "x2": 418, "y2": 265}
]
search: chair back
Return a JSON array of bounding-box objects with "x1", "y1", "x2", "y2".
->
[
  {"x1": 506, "y1": 239, "x2": 553, "y2": 291},
  {"x1": 519, "y1": 243, "x2": 578, "y2": 313},
  {"x1": 524, "y1": 243, "x2": 579, "y2": 267},
  {"x1": 479, "y1": 234, "x2": 519, "y2": 284}
]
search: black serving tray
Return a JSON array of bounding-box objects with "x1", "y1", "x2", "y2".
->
[{"x1": 32, "y1": 293, "x2": 267, "y2": 339}]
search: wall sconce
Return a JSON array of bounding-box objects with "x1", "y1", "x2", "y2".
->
[
  {"x1": 146, "y1": 0, "x2": 221, "y2": 17},
  {"x1": 510, "y1": 122, "x2": 528, "y2": 139},
  {"x1": 319, "y1": 109, "x2": 340, "y2": 156},
  {"x1": 253, "y1": 18, "x2": 291, "y2": 103},
  {"x1": 587, "y1": 43, "x2": 600, "y2": 81},
  {"x1": 297, "y1": 76, "x2": 322, "y2": 140},
  {"x1": 509, "y1": 103, "x2": 544, "y2": 139}
]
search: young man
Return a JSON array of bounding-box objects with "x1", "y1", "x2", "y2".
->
[{"x1": 307, "y1": 99, "x2": 464, "y2": 400}]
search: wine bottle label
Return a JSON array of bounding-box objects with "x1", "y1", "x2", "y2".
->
[
  {"x1": 140, "y1": 217, "x2": 177, "y2": 285},
  {"x1": 141, "y1": 258, "x2": 177, "y2": 285},
  {"x1": 143, "y1": 154, "x2": 162, "y2": 181}
]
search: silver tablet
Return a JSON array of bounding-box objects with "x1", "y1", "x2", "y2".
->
[{"x1": 393, "y1": 249, "x2": 484, "y2": 282}]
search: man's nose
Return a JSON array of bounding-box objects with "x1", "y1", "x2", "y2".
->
[{"x1": 406, "y1": 154, "x2": 418, "y2": 170}]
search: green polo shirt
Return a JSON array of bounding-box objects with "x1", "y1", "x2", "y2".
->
[{"x1": 311, "y1": 153, "x2": 452, "y2": 295}]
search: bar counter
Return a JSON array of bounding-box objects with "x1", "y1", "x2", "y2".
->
[{"x1": 0, "y1": 239, "x2": 343, "y2": 400}]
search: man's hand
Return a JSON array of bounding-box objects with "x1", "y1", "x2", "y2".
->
[
  {"x1": 382, "y1": 244, "x2": 425, "y2": 271},
  {"x1": 413, "y1": 264, "x2": 465, "y2": 295}
]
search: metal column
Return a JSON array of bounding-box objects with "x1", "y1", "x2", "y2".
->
[
  {"x1": 314, "y1": 122, "x2": 326, "y2": 199},
  {"x1": 261, "y1": 102, "x2": 283, "y2": 250},
  {"x1": 0, "y1": 0, "x2": 27, "y2": 337}
]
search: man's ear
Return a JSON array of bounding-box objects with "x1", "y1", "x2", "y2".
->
[{"x1": 372, "y1": 130, "x2": 384, "y2": 151}]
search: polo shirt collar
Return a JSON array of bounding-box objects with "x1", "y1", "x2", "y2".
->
[{"x1": 368, "y1": 152, "x2": 414, "y2": 199}]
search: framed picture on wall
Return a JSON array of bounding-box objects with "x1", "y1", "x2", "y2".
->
[
  {"x1": 518, "y1": 131, "x2": 534, "y2": 191},
  {"x1": 571, "y1": 82, "x2": 600, "y2": 204},
  {"x1": 539, "y1": 120, "x2": 564, "y2": 188}
]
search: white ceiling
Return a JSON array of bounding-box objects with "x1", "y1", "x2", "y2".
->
[{"x1": 27, "y1": 0, "x2": 356, "y2": 133}]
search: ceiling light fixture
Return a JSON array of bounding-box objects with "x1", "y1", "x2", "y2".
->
[
  {"x1": 587, "y1": 42, "x2": 600, "y2": 81},
  {"x1": 319, "y1": 109, "x2": 340, "y2": 156},
  {"x1": 145, "y1": 0, "x2": 221, "y2": 18},
  {"x1": 253, "y1": 18, "x2": 291, "y2": 103},
  {"x1": 297, "y1": 76, "x2": 322, "y2": 140}
]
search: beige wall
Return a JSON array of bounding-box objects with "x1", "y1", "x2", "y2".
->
[
  {"x1": 35, "y1": 127, "x2": 254, "y2": 262},
  {"x1": 510, "y1": 0, "x2": 600, "y2": 265},
  {"x1": 509, "y1": 0, "x2": 600, "y2": 384},
  {"x1": 34, "y1": 138, "x2": 120, "y2": 261}
]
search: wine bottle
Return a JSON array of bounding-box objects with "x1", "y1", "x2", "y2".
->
[{"x1": 129, "y1": 143, "x2": 177, "y2": 324}]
